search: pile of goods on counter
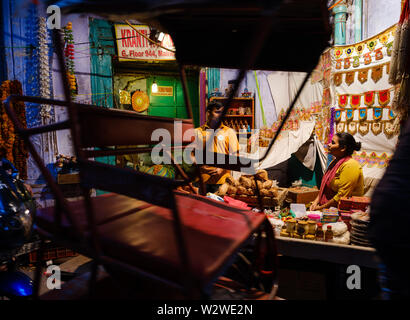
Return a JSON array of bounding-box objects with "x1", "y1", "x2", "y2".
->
[
  {"x1": 215, "y1": 170, "x2": 288, "y2": 207},
  {"x1": 267, "y1": 196, "x2": 372, "y2": 247}
]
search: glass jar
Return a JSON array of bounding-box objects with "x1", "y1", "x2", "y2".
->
[
  {"x1": 297, "y1": 221, "x2": 308, "y2": 236},
  {"x1": 280, "y1": 225, "x2": 289, "y2": 237},
  {"x1": 307, "y1": 220, "x2": 317, "y2": 235},
  {"x1": 286, "y1": 218, "x2": 297, "y2": 234}
]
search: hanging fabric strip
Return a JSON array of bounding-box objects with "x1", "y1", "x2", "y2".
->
[
  {"x1": 358, "y1": 121, "x2": 369, "y2": 135},
  {"x1": 347, "y1": 121, "x2": 358, "y2": 135},
  {"x1": 364, "y1": 91, "x2": 375, "y2": 106},
  {"x1": 334, "y1": 48, "x2": 343, "y2": 59},
  {"x1": 358, "y1": 68, "x2": 369, "y2": 84},
  {"x1": 335, "y1": 59, "x2": 342, "y2": 69},
  {"x1": 384, "y1": 120, "x2": 396, "y2": 138},
  {"x1": 358, "y1": 108, "x2": 368, "y2": 121},
  {"x1": 375, "y1": 48, "x2": 384, "y2": 60},
  {"x1": 373, "y1": 107, "x2": 383, "y2": 121},
  {"x1": 387, "y1": 106, "x2": 396, "y2": 119},
  {"x1": 367, "y1": 39, "x2": 377, "y2": 51},
  {"x1": 345, "y1": 47, "x2": 354, "y2": 57},
  {"x1": 371, "y1": 65, "x2": 383, "y2": 83},
  {"x1": 338, "y1": 94, "x2": 349, "y2": 108},
  {"x1": 378, "y1": 89, "x2": 390, "y2": 106},
  {"x1": 335, "y1": 109, "x2": 342, "y2": 122},
  {"x1": 355, "y1": 43, "x2": 365, "y2": 55},
  {"x1": 386, "y1": 61, "x2": 390, "y2": 74},
  {"x1": 367, "y1": 152, "x2": 379, "y2": 168},
  {"x1": 364, "y1": 53, "x2": 372, "y2": 65},
  {"x1": 350, "y1": 94, "x2": 361, "y2": 108},
  {"x1": 336, "y1": 122, "x2": 345, "y2": 133},
  {"x1": 344, "y1": 58, "x2": 351, "y2": 69},
  {"x1": 353, "y1": 56, "x2": 360, "y2": 68},
  {"x1": 346, "y1": 109, "x2": 354, "y2": 121},
  {"x1": 377, "y1": 152, "x2": 390, "y2": 167},
  {"x1": 334, "y1": 73, "x2": 343, "y2": 86},
  {"x1": 345, "y1": 71, "x2": 355, "y2": 86},
  {"x1": 371, "y1": 122, "x2": 383, "y2": 135}
]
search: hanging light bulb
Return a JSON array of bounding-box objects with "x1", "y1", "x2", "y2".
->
[
  {"x1": 151, "y1": 79, "x2": 158, "y2": 93},
  {"x1": 157, "y1": 32, "x2": 165, "y2": 43}
]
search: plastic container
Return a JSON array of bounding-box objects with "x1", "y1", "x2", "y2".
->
[{"x1": 307, "y1": 213, "x2": 321, "y2": 222}]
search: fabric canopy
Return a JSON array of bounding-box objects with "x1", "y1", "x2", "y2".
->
[{"x1": 240, "y1": 120, "x2": 316, "y2": 170}]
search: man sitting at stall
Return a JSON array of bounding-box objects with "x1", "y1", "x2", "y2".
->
[
  {"x1": 310, "y1": 132, "x2": 364, "y2": 211},
  {"x1": 194, "y1": 101, "x2": 239, "y2": 193}
]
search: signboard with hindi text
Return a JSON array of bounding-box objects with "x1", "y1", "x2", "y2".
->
[{"x1": 114, "y1": 24, "x2": 176, "y2": 62}]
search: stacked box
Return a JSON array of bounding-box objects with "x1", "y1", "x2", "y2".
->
[
  {"x1": 339, "y1": 210, "x2": 352, "y2": 231},
  {"x1": 338, "y1": 197, "x2": 353, "y2": 210},
  {"x1": 338, "y1": 196, "x2": 370, "y2": 211},
  {"x1": 350, "y1": 196, "x2": 371, "y2": 211},
  {"x1": 321, "y1": 208, "x2": 339, "y2": 223}
]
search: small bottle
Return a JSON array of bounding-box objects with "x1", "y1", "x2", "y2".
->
[
  {"x1": 325, "y1": 225, "x2": 334, "y2": 243},
  {"x1": 315, "y1": 223, "x2": 324, "y2": 241}
]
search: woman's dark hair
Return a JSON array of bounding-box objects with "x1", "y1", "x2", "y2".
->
[{"x1": 336, "y1": 132, "x2": 361, "y2": 156}]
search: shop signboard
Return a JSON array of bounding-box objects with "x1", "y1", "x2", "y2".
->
[
  {"x1": 114, "y1": 24, "x2": 176, "y2": 62},
  {"x1": 152, "y1": 86, "x2": 173, "y2": 97}
]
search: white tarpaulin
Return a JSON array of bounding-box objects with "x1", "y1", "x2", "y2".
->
[
  {"x1": 267, "y1": 71, "x2": 323, "y2": 116},
  {"x1": 239, "y1": 120, "x2": 316, "y2": 170}
]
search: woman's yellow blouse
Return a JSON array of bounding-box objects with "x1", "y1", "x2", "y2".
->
[{"x1": 329, "y1": 158, "x2": 364, "y2": 202}]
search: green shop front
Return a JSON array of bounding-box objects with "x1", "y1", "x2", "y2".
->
[{"x1": 89, "y1": 18, "x2": 200, "y2": 176}]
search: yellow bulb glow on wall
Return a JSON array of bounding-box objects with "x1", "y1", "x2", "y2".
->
[{"x1": 151, "y1": 80, "x2": 158, "y2": 93}]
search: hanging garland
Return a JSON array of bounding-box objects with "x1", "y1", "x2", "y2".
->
[
  {"x1": 327, "y1": 107, "x2": 335, "y2": 144},
  {"x1": 38, "y1": 17, "x2": 52, "y2": 118},
  {"x1": 63, "y1": 22, "x2": 77, "y2": 97},
  {"x1": 0, "y1": 80, "x2": 29, "y2": 179}
]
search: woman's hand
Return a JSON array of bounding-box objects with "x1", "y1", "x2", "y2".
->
[{"x1": 309, "y1": 197, "x2": 319, "y2": 211}]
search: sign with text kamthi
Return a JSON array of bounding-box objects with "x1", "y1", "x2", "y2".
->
[
  {"x1": 114, "y1": 24, "x2": 175, "y2": 61},
  {"x1": 152, "y1": 86, "x2": 173, "y2": 96}
]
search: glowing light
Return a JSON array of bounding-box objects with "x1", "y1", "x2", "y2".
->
[{"x1": 151, "y1": 81, "x2": 158, "y2": 93}]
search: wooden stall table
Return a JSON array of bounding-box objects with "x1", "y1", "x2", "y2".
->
[{"x1": 274, "y1": 236, "x2": 381, "y2": 299}]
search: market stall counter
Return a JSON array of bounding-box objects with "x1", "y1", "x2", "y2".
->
[{"x1": 275, "y1": 235, "x2": 379, "y2": 269}]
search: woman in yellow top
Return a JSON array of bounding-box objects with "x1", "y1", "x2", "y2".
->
[{"x1": 310, "y1": 132, "x2": 364, "y2": 211}]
